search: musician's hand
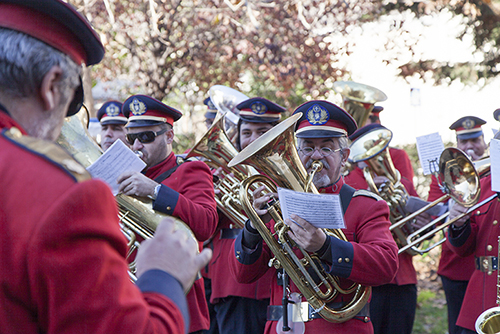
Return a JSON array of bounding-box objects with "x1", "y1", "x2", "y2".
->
[
  {"x1": 117, "y1": 171, "x2": 158, "y2": 198},
  {"x1": 286, "y1": 214, "x2": 326, "y2": 253},
  {"x1": 412, "y1": 212, "x2": 432, "y2": 230},
  {"x1": 136, "y1": 218, "x2": 212, "y2": 293},
  {"x1": 372, "y1": 175, "x2": 389, "y2": 188},
  {"x1": 449, "y1": 203, "x2": 470, "y2": 227},
  {"x1": 251, "y1": 185, "x2": 276, "y2": 226},
  {"x1": 212, "y1": 167, "x2": 223, "y2": 197}
]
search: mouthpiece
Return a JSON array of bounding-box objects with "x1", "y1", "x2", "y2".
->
[{"x1": 135, "y1": 151, "x2": 144, "y2": 159}]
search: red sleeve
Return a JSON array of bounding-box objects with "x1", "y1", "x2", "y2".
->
[
  {"x1": 162, "y1": 161, "x2": 218, "y2": 242},
  {"x1": 30, "y1": 180, "x2": 186, "y2": 334},
  {"x1": 346, "y1": 195, "x2": 399, "y2": 285}
]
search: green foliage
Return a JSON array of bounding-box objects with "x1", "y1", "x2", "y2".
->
[{"x1": 413, "y1": 289, "x2": 448, "y2": 334}]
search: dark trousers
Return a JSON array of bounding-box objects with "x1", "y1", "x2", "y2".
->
[
  {"x1": 201, "y1": 278, "x2": 219, "y2": 334},
  {"x1": 440, "y1": 275, "x2": 468, "y2": 334},
  {"x1": 213, "y1": 296, "x2": 269, "y2": 334},
  {"x1": 370, "y1": 284, "x2": 417, "y2": 334},
  {"x1": 456, "y1": 327, "x2": 476, "y2": 334}
]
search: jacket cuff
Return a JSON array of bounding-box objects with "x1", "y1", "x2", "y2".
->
[
  {"x1": 152, "y1": 184, "x2": 179, "y2": 215},
  {"x1": 326, "y1": 236, "x2": 354, "y2": 278},
  {"x1": 448, "y1": 221, "x2": 471, "y2": 247},
  {"x1": 136, "y1": 269, "x2": 189, "y2": 329},
  {"x1": 235, "y1": 224, "x2": 263, "y2": 265}
]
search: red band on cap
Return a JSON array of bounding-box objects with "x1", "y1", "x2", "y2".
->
[
  {"x1": 0, "y1": 3, "x2": 86, "y2": 64},
  {"x1": 129, "y1": 108, "x2": 175, "y2": 126},
  {"x1": 296, "y1": 119, "x2": 348, "y2": 135}
]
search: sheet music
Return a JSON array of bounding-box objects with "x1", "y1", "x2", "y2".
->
[
  {"x1": 490, "y1": 139, "x2": 500, "y2": 192},
  {"x1": 277, "y1": 187, "x2": 345, "y2": 229},
  {"x1": 87, "y1": 140, "x2": 146, "y2": 195},
  {"x1": 416, "y1": 132, "x2": 445, "y2": 175}
]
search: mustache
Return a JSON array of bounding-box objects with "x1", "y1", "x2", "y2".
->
[{"x1": 305, "y1": 158, "x2": 330, "y2": 170}]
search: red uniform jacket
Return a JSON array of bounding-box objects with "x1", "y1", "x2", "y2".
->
[
  {"x1": 0, "y1": 111, "x2": 187, "y2": 334},
  {"x1": 428, "y1": 175, "x2": 475, "y2": 281},
  {"x1": 229, "y1": 178, "x2": 399, "y2": 334},
  {"x1": 208, "y1": 214, "x2": 273, "y2": 303},
  {"x1": 344, "y1": 168, "x2": 417, "y2": 285},
  {"x1": 146, "y1": 153, "x2": 218, "y2": 332},
  {"x1": 448, "y1": 175, "x2": 499, "y2": 331}
]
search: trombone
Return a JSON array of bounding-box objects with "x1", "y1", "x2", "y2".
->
[{"x1": 396, "y1": 148, "x2": 496, "y2": 254}]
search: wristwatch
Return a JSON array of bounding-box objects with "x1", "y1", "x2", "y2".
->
[{"x1": 152, "y1": 184, "x2": 161, "y2": 200}]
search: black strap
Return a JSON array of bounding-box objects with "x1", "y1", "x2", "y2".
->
[
  {"x1": 339, "y1": 183, "x2": 356, "y2": 215},
  {"x1": 153, "y1": 156, "x2": 185, "y2": 183}
]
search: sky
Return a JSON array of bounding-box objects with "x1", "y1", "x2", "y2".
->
[{"x1": 327, "y1": 9, "x2": 500, "y2": 147}]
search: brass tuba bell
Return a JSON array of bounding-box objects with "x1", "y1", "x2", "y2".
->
[
  {"x1": 209, "y1": 85, "x2": 249, "y2": 143},
  {"x1": 186, "y1": 113, "x2": 259, "y2": 228},
  {"x1": 228, "y1": 113, "x2": 371, "y2": 323},
  {"x1": 332, "y1": 81, "x2": 387, "y2": 128}
]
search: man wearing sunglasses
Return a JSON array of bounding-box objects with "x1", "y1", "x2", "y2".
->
[
  {"x1": 118, "y1": 94, "x2": 218, "y2": 334},
  {"x1": 97, "y1": 100, "x2": 128, "y2": 151}
]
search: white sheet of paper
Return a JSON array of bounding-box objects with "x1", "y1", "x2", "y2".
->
[
  {"x1": 87, "y1": 140, "x2": 146, "y2": 195},
  {"x1": 416, "y1": 132, "x2": 445, "y2": 175},
  {"x1": 277, "y1": 187, "x2": 345, "y2": 229},
  {"x1": 490, "y1": 139, "x2": 500, "y2": 192}
]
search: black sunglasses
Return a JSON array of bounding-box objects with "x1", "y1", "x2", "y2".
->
[{"x1": 126, "y1": 128, "x2": 168, "y2": 145}]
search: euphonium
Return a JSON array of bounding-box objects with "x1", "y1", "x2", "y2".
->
[
  {"x1": 186, "y1": 113, "x2": 258, "y2": 228},
  {"x1": 332, "y1": 81, "x2": 387, "y2": 128},
  {"x1": 348, "y1": 126, "x2": 418, "y2": 255},
  {"x1": 476, "y1": 236, "x2": 500, "y2": 334},
  {"x1": 57, "y1": 110, "x2": 196, "y2": 280},
  {"x1": 228, "y1": 113, "x2": 371, "y2": 323}
]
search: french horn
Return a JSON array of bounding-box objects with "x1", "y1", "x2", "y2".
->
[
  {"x1": 228, "y1": 113, "x2": 371, "y2": 323},
  {"x1": 57, "y1": 109, "x2": 197, "y2": 281},
  {"x1": 332, "y1": 81, "x2": 387, "y2": 128}
]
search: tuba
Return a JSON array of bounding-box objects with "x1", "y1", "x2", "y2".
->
[
  {"x1": 186, "y1": 113, "x2": 258, "y2": 228},
  {"x1": 228, "y1": 113, "x2": 371, "y2": 323},
  {"x1": 476, "y1": 237, "x2": 500, "y2": 334},
  {"x1": 209, "y1": 85, "x2": 249, "y2": 143},
  {"x1": 348, "y1": 126, "x2": 418, "y2": 255},
  {"x1": 57, "y1": 110, "x2": 197, "y2": 281},
  {"x1": 332, "y1": 81, "x2": 387, "y2": 128}
]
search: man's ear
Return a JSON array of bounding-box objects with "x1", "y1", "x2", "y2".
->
[
  {"x1": 341, "y1": 148, "x2": 350, "y2": 165},
  {"x1": 39, "y1": 66, "x2": 63, "y2": 111},
  {"x1": 166, "y1": 128, "x2": 175, "y2": 144}
]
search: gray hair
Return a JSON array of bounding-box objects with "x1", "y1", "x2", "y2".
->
[{"x1": 0, "y1": 28, "x2": 81, "y2": 101}]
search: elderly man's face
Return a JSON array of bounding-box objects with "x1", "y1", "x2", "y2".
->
[
  {"x1": 457, "y1": 135, "x2": 487, "y2": 161},
  {"x1": 297, "y1": 137, "x2": 349, "y2": 188}
]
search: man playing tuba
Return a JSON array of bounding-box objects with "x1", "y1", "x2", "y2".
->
[{"x1": 229, "y1": 100, "x2": 399, "y2": 333}]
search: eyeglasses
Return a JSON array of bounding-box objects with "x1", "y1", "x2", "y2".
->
[
  {"x1": 299, "y1": 147, "x2": 342, "y2": 157},
  {"x1": 126, "y1": 128, "x2": 168, "y2": 145}
]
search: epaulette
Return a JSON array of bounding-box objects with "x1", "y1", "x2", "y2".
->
[
  {"x1": 3, "y1": 127, "x2": 91, "y2": 183},
  {"x1": 353, "y1": 189, "x2": 384, "y2": 201}
]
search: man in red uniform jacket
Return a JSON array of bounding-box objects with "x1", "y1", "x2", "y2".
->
[
  {"x1": 206, "y1": 97, "x2": 285, "y2": 334},
  {"x1": 229, "y1": 100, "x2": 399, "y2": 334},
  {"x1": 428, "y1": 116, "x2": 488, "y2": 334},
  {"x1": 345, "y1": 123, "x2": 430, "y2": 334},
  {"x1": 97, "y1": 100, "x2": 128, "y2": 151},
  {"x1": 118, "y1": 95, "x2": 218, "y2": 333},
  {"x1": 0, "y1": 1, "x2": 211, "y2": 333}
]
